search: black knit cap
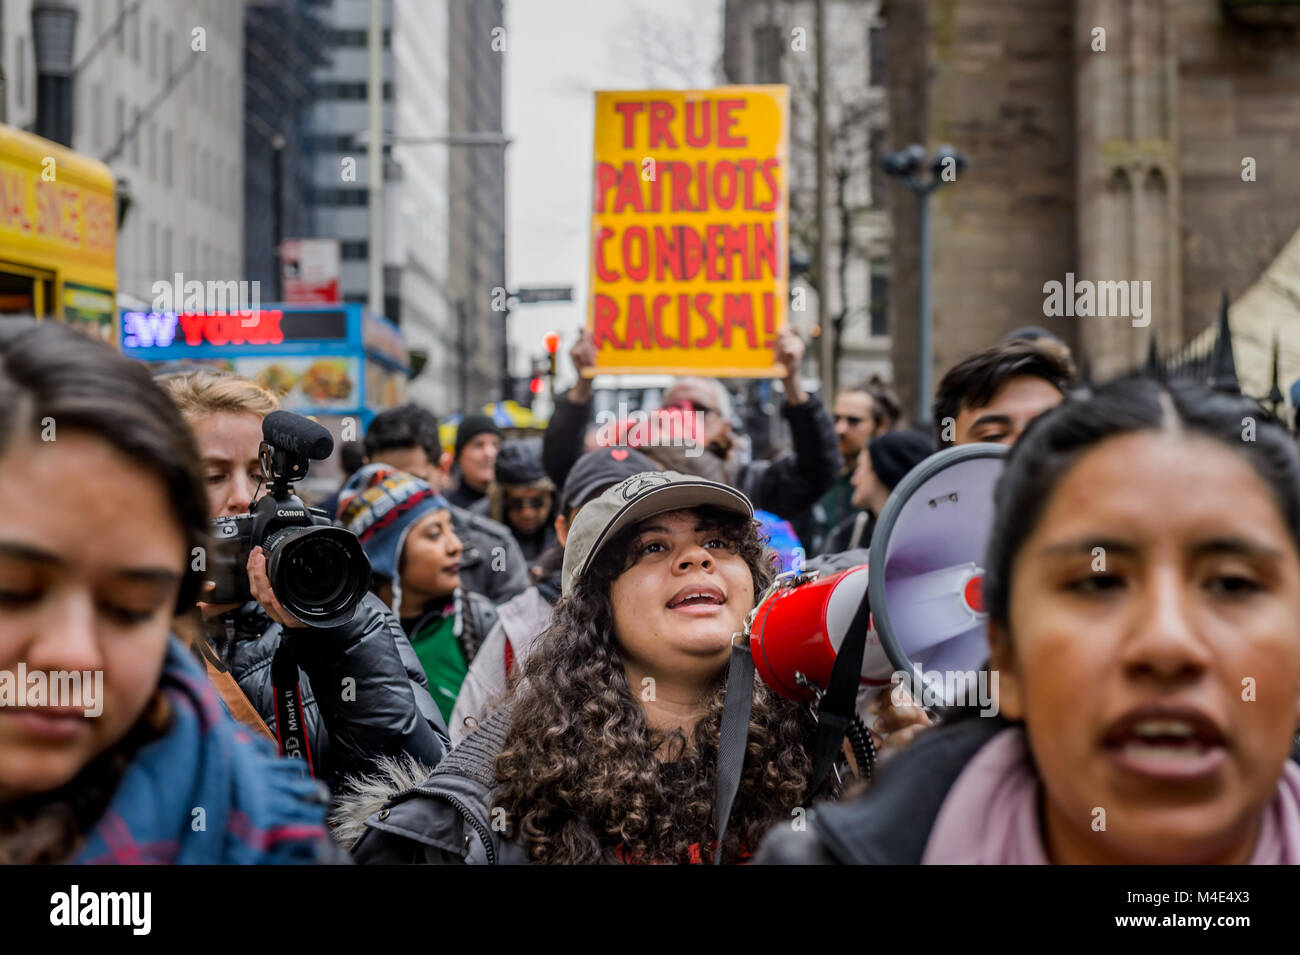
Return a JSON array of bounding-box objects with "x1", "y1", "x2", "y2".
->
[
  {"x1": 455, "y1": 412, "x2": 503, "y2": 459},
  {"x1": 867, "y1": 430, "x2": 933, "y2": 491},
  {"x1": 494, "y1": 438, "x2": 546, "y2": 486}
]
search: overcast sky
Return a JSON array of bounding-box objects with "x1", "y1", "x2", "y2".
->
[{"x1": 502, "y1": 0, "x2": 723, "y2": 382}]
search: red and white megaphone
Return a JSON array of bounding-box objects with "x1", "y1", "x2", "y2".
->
[{"x1": 747, "y1": 443, "x2": 1006, "y2": 707}]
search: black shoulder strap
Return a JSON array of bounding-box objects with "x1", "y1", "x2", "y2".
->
[
  {"x1": 807, "y1": 582, "x2": 873, "y2": 789},
  {"x1": 713, "y1": 641, "x2": 755, "y2": 865}
]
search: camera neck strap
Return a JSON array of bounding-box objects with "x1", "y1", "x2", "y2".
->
[{"x1": 269, "y1": 645, "x2": 316, "y2": 777}]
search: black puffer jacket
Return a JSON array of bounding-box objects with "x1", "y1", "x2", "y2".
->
[
  {"x1": 753, "y1": 715, "x2": 1006, "y2": 864},
  {"x1": 205, "y1": 591, "x2": 449, "y2": 793},
  {"x1": 348, "y1": 707, "x2": 531, "y2": 864}
]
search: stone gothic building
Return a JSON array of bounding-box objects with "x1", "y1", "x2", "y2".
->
[{"x1": 886, "y1": 0, "x2": 1300, "y2": 415}]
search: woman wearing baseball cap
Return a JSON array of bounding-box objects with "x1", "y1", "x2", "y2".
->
[{"x1": 344, "y1": 470, "x2": 817, "y2": 864}]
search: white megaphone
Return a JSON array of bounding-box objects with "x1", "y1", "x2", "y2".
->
[
  {"x1": 867, "y1": 442, "x2": 1007, "y2": 706},
  {"x1": 746, "y1": 443, "x2": 1005, "y2": 707}
]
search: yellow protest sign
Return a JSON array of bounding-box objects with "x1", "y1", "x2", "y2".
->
[{"x1": 587, "y1": 86, "x2": 789, "y2": 377}]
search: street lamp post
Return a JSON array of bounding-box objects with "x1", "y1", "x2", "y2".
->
[{"x1": 882, "y1": 144, "x2": 966, "y2": 427}]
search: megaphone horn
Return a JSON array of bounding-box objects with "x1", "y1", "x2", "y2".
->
[
  {"x1": 745, "y1": 443, "x2": 1006, "y2": 709},
  {"x1": 868, "y1": 442, "x2": 1007, "y2": 707}
]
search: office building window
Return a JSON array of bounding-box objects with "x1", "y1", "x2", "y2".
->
[
  {"x1": 328, "y1": 29, "x2": 390, "y2": 46},
  {"x1": 317, "y1": 81, "x2": 393, "y2": 100},
  {"x1": 869, "y1": 260, "x2": 889, "y2": 338},
  {"x1": 115, "y1": 97, "x2": 125, "y2": 147},
  {"x1": 341, "y1": 240, "x2": 369, "y2": 259},
  {"x1": 14, "y1": 39, "x2": 25, "y2": 109},
  {"x1": 148, "y1": 20, "x2": 157, "y2": 78},
  {"x1": 147, "y1": 221, "x2": 157, "y2": 280},
  {"x1": 164, "y1": 32, "x2": 173, "y2": 78},
  {"x1": 869, "y1": 128, "x2": 886, "y2": 208},
  {"x1": 130, "y1": 8, "x2": 140, "y2": 62},
  {"x1": 147, "y1": 122, "x2": 156, "y2": 177},
  {"x1": 316, "y1": 188, "x2": 369, "y2": 206},
  {"x1": 752, "y1": 25, "x2": 783, "y2": 84},
  {"x1": 311, "y1": 134, "x2": 357, "y2": 151},
  {"x1": 162, "y1": 227, "x2": 173, "y2": 275},
  {"x1": 869, "y1": 26, "x2": 886, "y2": 87},
  {"x1": 130, "y1": 108, "x2": 140, "y2": 166},
  {"x1": 91, "y1": 85, "x2": 103, "y2": 148},
  {"x1": 116, "y1": 0, "x2": 125, "y2": 53}
]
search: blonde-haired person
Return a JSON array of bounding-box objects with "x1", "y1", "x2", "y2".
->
[
  {"x1": 157, "y1": 367, "x2": 448, "y2": 793},
  {"x1": 154, "y1": 366, "x2": 278, "y2": 518}
]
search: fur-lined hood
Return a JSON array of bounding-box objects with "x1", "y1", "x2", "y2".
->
[{"x1": 329, "y1": 753, "x2": 437, "y2": 850}]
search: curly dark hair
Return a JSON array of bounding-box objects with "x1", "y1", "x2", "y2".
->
[{"x1": 494, "y1": 505, "x2": 814, "y2": 864}]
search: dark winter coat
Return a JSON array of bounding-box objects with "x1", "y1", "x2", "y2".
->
[
  {"x1": 541, "y1": 391, "x2": 842, "y2": 523},
  {"x1": 450, "y1": 504, "x2": 529, "y2": 605},
  {"x1": 823, "y1": 509, "x2": 875, "y2": 555},
  {"x1": 344, "y1": 707, "x2": 531, "y2": 864},
  {"x1": 205, "y1": 591, "x2": 449, "y2": 793},
  {"x1": 754, "y1": 715, "x2": 1300, "y2": 864},
  {"x1": 753, "y1": 714, "x2": 1007, "y2": 864}
]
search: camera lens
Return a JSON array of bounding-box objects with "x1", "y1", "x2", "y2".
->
[
  {"x1": 263, "y1": 525, "x2": 370, "y2": 627},
  {"x1": 287, "y1": 537, "x2": 349, "y2": 604}
]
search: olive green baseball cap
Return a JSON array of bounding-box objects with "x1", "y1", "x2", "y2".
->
[{"x1": 560, "y1": 470, "x2": 754, "y2": 595}]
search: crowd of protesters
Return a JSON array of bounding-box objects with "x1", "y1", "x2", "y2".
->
[{"x1": 2, "y1": 315, "x2": 1299, "y2": 866}]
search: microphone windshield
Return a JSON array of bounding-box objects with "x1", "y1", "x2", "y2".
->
[{"x1": 263, "y1": 410, "x2": 334, "y2": 460}]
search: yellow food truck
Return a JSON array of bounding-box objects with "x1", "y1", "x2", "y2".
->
[{"x1": 0, "y1": 123, "x2": 117, "y2": 342}]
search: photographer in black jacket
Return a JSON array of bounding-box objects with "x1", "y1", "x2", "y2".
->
[{"x1": 159, "y1": 368, "x2": 447, "y2": 793}]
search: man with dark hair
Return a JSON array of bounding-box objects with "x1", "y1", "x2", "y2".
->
[
  {"x1": 362, "y1": 405, "x2": 528, "y2": 606},
  {"x1": 363, "y1": 403, "x2": 445, "y2": 484},
  {"x1": 932, "y1": 340, "x2": 1073, "y2": 447},
  {"x1": 866, "y1": 379, "x2": 902, "y2": 433},
  {"x1": 804, "y1": 380, "x2": 879, "y2": 554}
]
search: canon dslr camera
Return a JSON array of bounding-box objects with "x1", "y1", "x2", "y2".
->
[{"x1": 207, "y1": 411, "x2": 370, "y2": 627}]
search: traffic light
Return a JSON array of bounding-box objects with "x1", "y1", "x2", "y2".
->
[
  {"x1": 519, "y1": 356, "x2": 546, "y2": 408},
  {"x1": 543, "y1": 330, "x2": 561, "y2": 377}
]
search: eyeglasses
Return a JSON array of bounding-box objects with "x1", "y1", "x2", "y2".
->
[{"x1": 506, "y1": 496, "x2": 549, "y2": 512}]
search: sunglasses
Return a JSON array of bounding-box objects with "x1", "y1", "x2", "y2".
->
[
  {"x1": 665, "y1": 400, "x2": 718, "y2": 418},
  {"x1": 506, "y1": 496, "x2": 550, "y2": 512}
]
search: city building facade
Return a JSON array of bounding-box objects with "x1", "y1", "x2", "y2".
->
[{"x1": 4, "y1": 0, "x2": 246, "y2": 308}]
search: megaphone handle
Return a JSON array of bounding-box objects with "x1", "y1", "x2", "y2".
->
[{"x1": 846, "y1": 714, "x2": 877, "y2": 782}]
